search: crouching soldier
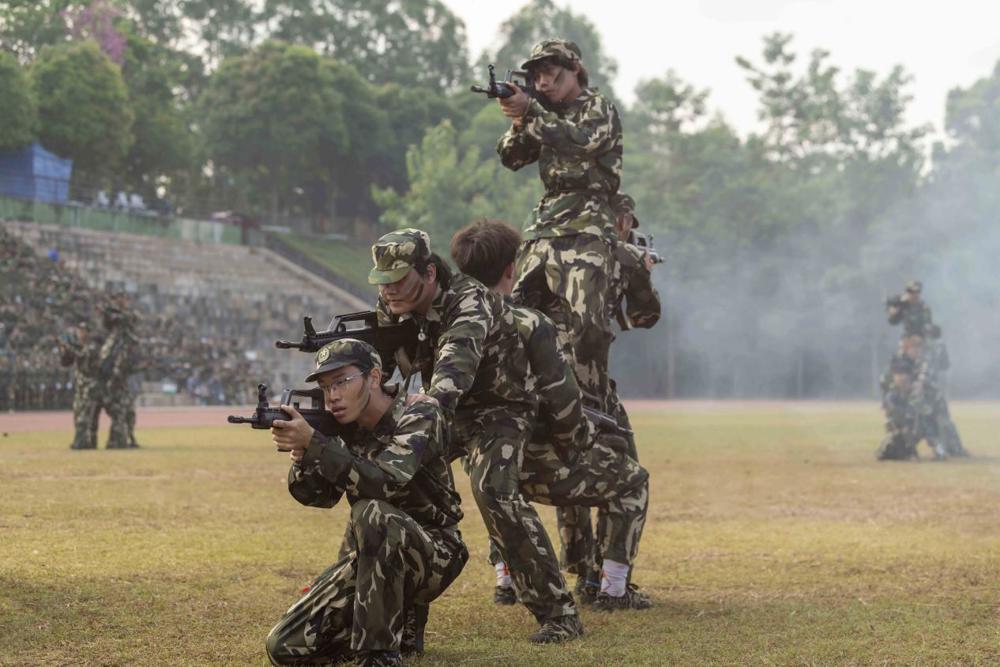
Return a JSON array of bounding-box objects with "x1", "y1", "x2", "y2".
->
[
  {"x1": 878, "y1": 355, "x2": 944, "y2": 461},
  {"x1": 451, "y1": 219, "x2": 651, "y2": 612},
  {"x1": 265, "y1": 339, "x2": 468, "y2": 667}
]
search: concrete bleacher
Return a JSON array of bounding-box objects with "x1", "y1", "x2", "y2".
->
[{"x1": 4, "y1": 221, "x2": 368, "y2": 405}]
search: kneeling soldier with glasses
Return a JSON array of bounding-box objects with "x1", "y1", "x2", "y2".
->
[{"x1": 265, "y1": 339, "x2": 468, "y2": 667}]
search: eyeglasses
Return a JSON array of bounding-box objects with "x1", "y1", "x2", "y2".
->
[{"x1": 319, "y1": 372, "x2": 367, "y2": 394}]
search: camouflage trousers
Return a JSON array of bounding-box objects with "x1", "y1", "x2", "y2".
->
[
  {"x1": 266, "y1": 499, "x2": 467, "y2": 664},
  {"x1": 555, "y1": 384, "x2": 641, "y2": 574},
  {"x1": 457, "y1": 409, "x2": 577, "y2": 623},
  {"x1": 513, "y1": 234, "x2": 615, "y2": 412},
  {"x1": 104, "y1": 382, "x2": 138, "y2": 449},
  {"x1": 487, "y1": 428, "x2": 648, "y2": 571},
  {"x1": 930, "y1": 397, "x2": 967, "y2": 456},
  {"x1": 70, "y1": 379, "x2": 101, "y2": 450}
]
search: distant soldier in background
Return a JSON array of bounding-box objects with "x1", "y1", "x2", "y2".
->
[
  {"x1": 99, "y1": 295, "x2": 140, "y2": 449},
  {"x1": 557, "y1": 192, "x2": 662, "y2": 601},
  {"x1": 886, "y1": 280, "x2": 934, "y2": 338},
  {"x1": 60, "y1": 321, "x2": 103, "y2": 450},
  {"x1": 900, "y1": 331, "x2": 968, "y2": 458},
  {"x1": 878, "y1": 355, "x2": 945, "y2": 460}
]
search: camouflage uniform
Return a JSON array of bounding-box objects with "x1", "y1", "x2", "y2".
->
[
  {"x1": 369, "y1": 230, "x2": 577, "y2": 627},
  {"x1": 60, "y1": 331, "x2": 102, "y2": 450},
  {"x1": 500, "y1": 39, "x2": 623, "y2": 413},
  {"x1": 878, "y1": 355, "x2": 944, "y2": 460},
  {"x1": 266, "y1": 340, "x2": 468, "y2": 665},
  {"x1": 887, "y1": 281, "x2": 934, "y2": 338},
  {"x1": 558, "y1": 193, "x2": 662, "y2": 576},
  {"x1": 910, "y1": 339, "x2": 967, "y2": 457},
  {"x1": 99, "y1": 307, "x2": 139, "y2": 449},
  {"x1": 492, "y1": 305, "x2": 648, "y2": 573}
]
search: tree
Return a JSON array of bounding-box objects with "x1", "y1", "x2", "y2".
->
[
  {"x1": 372, "y1": 118, "x2": 542, "y2": 243},
  {"x1": 480, "y1": 0, "x2": 619, "y2": 102},
  {"x1": 200, "y1": 41, "x2": 348, "y2": 224},
  {"x1": 118, "y1": 29, "x2": 195, "y2": 200},
  {"x1": 262, "y1": 0, "x2": 470, "y2": 89},
  {"x1": 0, "y1": 51, "x2": 37, "y2": 151},
  {"x1": 373, "y1": 120, "x2": 494, "y2": 243},
  {"x1": 31, "y1": 39, "x2": 133, "y2": 186},
  {"x1": 0, "y1": 0, "x2": 88, "y2": 61}
]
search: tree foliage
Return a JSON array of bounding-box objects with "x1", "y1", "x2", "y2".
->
[
  {"x1": 262, "y1": 0, "x2": 470, "y2": 89},
  {"x1": 0, "y1": 50, "x2": 37, "y2": 151},
  {"x1": 478, "y1": 0, "x2": 619, "y2": 101},
  {"x1": 31, "y1": 39, "x2": 133, "y2": 184}
]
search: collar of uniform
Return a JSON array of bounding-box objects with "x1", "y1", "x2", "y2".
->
[
  {"x1": 362, "y1": 390, "x2": 404, "y2": 441},
  {"x1": 564, "y1": 87, "x2": 596, "y2": 112}
]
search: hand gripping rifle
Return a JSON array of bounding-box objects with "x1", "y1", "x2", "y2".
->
[
  {"x1": 470, "y1": 64, "x2": 556, "y2": 112},
  {"x1": 228, "y1": 383, "x2": 350, "y2": 439}
]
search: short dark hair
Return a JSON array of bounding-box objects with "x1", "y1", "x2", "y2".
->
[
  {"x1": 414, "y1": 252, "x2": 452, "y2": 290},
  {"x1": 450, "y1": 220, "x2": 522, "y2": 287}
]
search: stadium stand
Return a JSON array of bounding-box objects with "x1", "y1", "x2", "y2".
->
[{"x1": 1, "y1": 220, "x2": 368, "y2": 410}]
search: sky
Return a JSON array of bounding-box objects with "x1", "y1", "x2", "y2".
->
[{"x1": 442, "y1": 0, "x2": 1000, "y2": 141}]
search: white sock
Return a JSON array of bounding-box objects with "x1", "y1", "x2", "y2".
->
[
  {"x1": 495, "y1": 561, "x2": 512, "y2": 588},
  {"x1": 600, "y1": 559, "x2": 630, "y2": 597}
]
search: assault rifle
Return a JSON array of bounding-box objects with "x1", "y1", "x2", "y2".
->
[
  {"x1": 582, "y1": 405, "x2": 632, "y2": 436},
  {"x1": 276, "y1": 311, "x2": 418, "y2": 376},
  {"x1": 470, "y1": 64, "x2": 555, "y2": 111},
  {"x1": 228, "y1": 383, "x2": 350, "y2": 440},
  {"x1": 629, "y1": 230, "x2": 664, "y2": 265}
]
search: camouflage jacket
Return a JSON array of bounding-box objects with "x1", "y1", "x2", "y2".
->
[
  {"x1": 98, "y1": 327, "x2": 138, "y2": 388},
  {"x1": 60, "y1": 337, "x2": 103, "y2": 383},
  {"x1": 288, "y1": 391, "x2": 463, "y2": 529},
  {"x1": 610, "y1": 242, "x2": 662, "y2": 331},
  {"x1": 497, "y1": 88, "x2": 623, "y2": 240},
  {"x1": 887, "y1": 300, "x2": 933, "y2": 337},
  {"x1": 509, "y1": 304, "x2": 588, "y2": 452},
  {"x1": 375, "y1": 273, "x2": 536, "y2": 424}
]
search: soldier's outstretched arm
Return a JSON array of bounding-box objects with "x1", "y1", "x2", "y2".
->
[{"x1": 425, "y1": 292, "x2": 494, "y2": 421}]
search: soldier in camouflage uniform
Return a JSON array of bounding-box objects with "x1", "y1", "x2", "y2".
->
[
  {"x1": 369, "y1": 229, "x2": 583, "y2": 643},
  {"x1": 451, "y1": 219, "x2": 651, "y2": 612},
  {"x1": 878, "y1": 355, "x2": 946, "y2": 460},
  {"x1": 59, "y1": 321, "x2": 103, "y2": 450},
  {"x1": 497, "y1": 39, "x2": 623, "y2": 414},
  {"x1": 554, "y1": 193, "x2": 662, "y2": 600},
  {"x1": 99, "y1": 297, "x2": 140, "y2": 449},
  {"x1": 900, "y1": 333, "x2": 968, "y2": 457},
  {"x1": 887, "y1": 280, "x2": 934, "y2": 339},
  {"x1": 265, "y1": 339, "x2": 468, "y2": 667}
]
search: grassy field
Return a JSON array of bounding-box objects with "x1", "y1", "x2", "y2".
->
[{"x1": 2, "y1": 403, "x2": 999, "y2": 666}]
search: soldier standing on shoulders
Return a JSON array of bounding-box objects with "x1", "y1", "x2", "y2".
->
[{"x1": 497, "y1": 38, "x2": 623, "y2": 415}]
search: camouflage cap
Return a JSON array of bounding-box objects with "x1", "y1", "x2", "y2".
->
[
  {"x1": 368, "y1": 228, "x2": 432, "y2": 285},
  {"x1": 905, "y1": 280, "x2": 922, "y2": 293},
  {"x1": 610, "y1": 192, "x2": 639, "y2": 228},
  {"x1": 521, "y1": 38, "x2": 582, "y2": 70},
  {"x1": 305, "y1": 338, "x2": 382, "y2": 383}
]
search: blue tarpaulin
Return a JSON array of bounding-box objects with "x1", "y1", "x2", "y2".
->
[{"x1": 0, "y1": 142, "x2": 72, "y2": 204}]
